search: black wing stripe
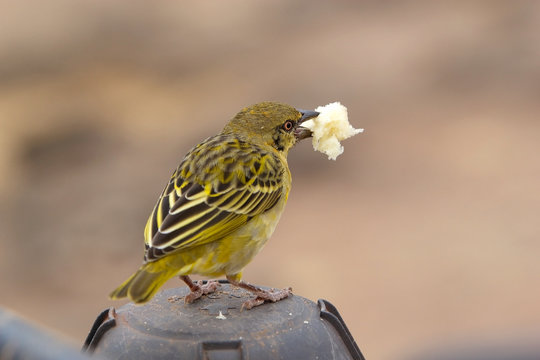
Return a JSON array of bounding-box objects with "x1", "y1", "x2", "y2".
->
[
  {"x1": 146, "y1": 244, "x2": 176, "y2": 261},
  {"x1": 206, "y1": 188, "x2": 237, "y2": 207},
  {"x1": 184, "y1": 183, "x2": 206, "y2": 200},
  {"x1": 147, "y1": 205, "x2": 159, "y2": 240},
  {"x1": 261, "y1": 190, "x2": 281, "y2": 212},
  {"x1": 158, "y1": 195, "x2": 171, "y2": 226},
  {"x1": 214, "y1": 181, "x2": 230, "y2": 193},
  {"x1": 241, "y1": 190, "x2": 268, "y2": 214},
  {"x1": 174, "y1": 175, "x2": 186, "y2": 197},
  {"x1": 211, "y1": 189, "x2": 248, "y2": 210},
  {"x1": 155, "y1": 208, "x2": 229, "y2": 249},
  {"x1": 153, "y1": 208, "x2": 230, "y2": 249},
  {"x1": 178, "y1": 212, "x2": 247, "y2": 249},
  {"x1": 163, "y1": 179, "x2": 175, "y2": 196},
  {"x1": 160, "y1": 201, "x2": 211, "y2": 234},
  {"x1": 169, "y1": 195, "x2": 206, "y2": 215},
  {"x1": 227, "y1": 190, "x2": 254, "y2": 212},
  {"x1": 168, "y1": 189, "x2": 177, "y2": 208}
]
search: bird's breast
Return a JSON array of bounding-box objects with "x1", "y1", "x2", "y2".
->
[{"x1": 212, "y1": 180, "x2": 291, "y2": 276}]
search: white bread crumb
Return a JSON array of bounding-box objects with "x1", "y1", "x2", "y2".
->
[
  {"x1": 302, "y1": 102, "x2": 363, "y2": 160},
  {"x1": 216, "y1": 311, "x2": 227, "y2": 320}
]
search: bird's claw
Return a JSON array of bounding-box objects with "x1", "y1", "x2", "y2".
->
[
  {"x1": 241, "y1": 297, "x2": 265, "y2": 310},
  {"x1": 241, "y1": 287, "x2": 292, "y2": 310},
  {"x1": 184, "y1": 280, "x2": 221, "y2": 304}
]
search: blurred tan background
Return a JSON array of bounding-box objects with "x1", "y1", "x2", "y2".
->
[{"x1": 1, "y1": 1, "x2": 540, "y2": 359}]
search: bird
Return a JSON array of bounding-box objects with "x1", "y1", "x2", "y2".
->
[{"x1": 109, "y1": 101, "x2": 319, "y2": 309}]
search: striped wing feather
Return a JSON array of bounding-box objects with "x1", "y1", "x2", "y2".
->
[{"x1": 143, "y1": 135, "x2": 283, "y2": 262}]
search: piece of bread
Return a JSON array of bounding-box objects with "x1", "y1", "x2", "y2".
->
[{"x1": 302, "y1": 102, "x2": 363, "y2": 160}]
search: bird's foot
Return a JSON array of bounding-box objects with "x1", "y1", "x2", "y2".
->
[
  {"x1": 241, "y1": 287, "x2": 293, "y2": 310},
  {"x1": 184, "y1": 280, "x2": 221, "y2": 304}
]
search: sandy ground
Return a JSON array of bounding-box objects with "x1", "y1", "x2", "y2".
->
[{"x1": 1, "y1": 1, "x2": 540, "y2": 359}]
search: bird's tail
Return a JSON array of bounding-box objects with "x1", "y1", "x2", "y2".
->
[{"x1": 109, "y1": 263, "x2": 177, "y2": 304}]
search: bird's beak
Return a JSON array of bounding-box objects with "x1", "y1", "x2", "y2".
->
[
  {"x1": 294, "y1": 109, "x2": 319, "y2": 140},
  {"x1": 298, "y1": 109, "x2": 319, "y2": 124}
]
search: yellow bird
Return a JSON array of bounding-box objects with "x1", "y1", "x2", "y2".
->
[{"x1": 110, "y1": 102, "x2": 319, "y2": 309}]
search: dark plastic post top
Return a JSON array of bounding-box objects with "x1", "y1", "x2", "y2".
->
[
  {"x1": 84, "y1": 280, "x2": 365, "y2": 360},
  {"x1": 0, "y1": 307, "x2": 97, "y2": 360}
]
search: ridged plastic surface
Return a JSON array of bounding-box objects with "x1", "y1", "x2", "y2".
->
[{"x1": 84, "y1": 281, "x2": 365, "y2": 359}]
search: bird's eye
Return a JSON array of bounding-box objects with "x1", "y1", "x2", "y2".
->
[{"x1": 282, "y1": 120, "x2": 294, "y2": 132}]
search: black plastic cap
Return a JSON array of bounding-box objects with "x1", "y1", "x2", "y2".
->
[
  {"x1": 0, "y1": 307, "x2": 97, "y2": 360},
  {"x1": 84, "y1": 281, "x2": 365, "y2": 359}
]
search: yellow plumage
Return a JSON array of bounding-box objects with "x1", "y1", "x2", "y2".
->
[{"x1": 110, "y1": 102, "x2": 318, "y2": 308}]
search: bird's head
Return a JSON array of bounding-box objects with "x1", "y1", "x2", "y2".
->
[{"x1": 222, "y1": 102, "x2": 319, "y2": 154}]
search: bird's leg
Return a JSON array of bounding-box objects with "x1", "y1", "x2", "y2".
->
[
  {"x1": 226, "y1": 275, "x2": 292, "y2": 310},
  {"x1": 180, "y1": 275, "x2": 220, "y2": 304}
]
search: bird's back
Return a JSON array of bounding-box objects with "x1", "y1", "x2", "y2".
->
[{"x1": 142, "y1": 134, "x2": 290, "y2": 265}]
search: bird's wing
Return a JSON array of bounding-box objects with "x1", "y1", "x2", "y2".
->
[{"x1": 143, "y1": 136, "x2": 285, "y2": 262}]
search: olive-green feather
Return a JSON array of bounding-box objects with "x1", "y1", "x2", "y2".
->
[{"x1": 109, "y1": 263, "x2": 178, "y2": 303}]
